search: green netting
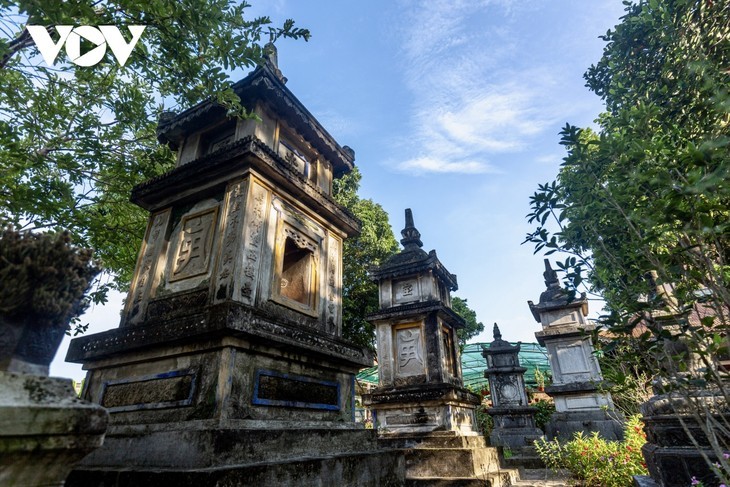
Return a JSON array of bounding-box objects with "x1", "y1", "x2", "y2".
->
[{"x1": 356, "y1": 342, "x2": 550, "y2": 391}]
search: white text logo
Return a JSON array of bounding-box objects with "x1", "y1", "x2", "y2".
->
[{"x1": 27, "y1": 25, "x2": 146, "y2": 67}]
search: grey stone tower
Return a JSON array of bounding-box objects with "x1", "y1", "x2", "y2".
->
[
  {"x1": 364, "y1": 209, "x2": 480, "y2": 434},
  {"x1": 483, "y1": 323, "x2": 543, "y2": 448},
  {"x1": 528, "y1": 259, "x2": 623, "y2": 440},
  {"x1": 65, "y1": 46, "x2": 403, "y2": 486}
]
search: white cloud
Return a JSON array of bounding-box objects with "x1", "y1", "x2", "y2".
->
[
  {"x1": 393, "y1": 0, "x2": 568, "y2": 175},
  {"x1": 398, "y1": 156, "x2": 498, "y2": 174}
]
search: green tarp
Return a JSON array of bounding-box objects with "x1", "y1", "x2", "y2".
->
[{"x1": 356, "y1": 342, "x2": 551, "y2": 391}]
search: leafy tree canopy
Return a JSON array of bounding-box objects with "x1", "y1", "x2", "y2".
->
[
  {"x1": 0, "y1": 1, "x2": 309, "y2": 294},
  {"x1": 525, "y1": 4, "x2": 730, "y2": 475},
  {"x1": 451, "y1": 296, "x2": 484, "y2": 349},
  {"x1": 333, "y1": 167, "x2": 399, "y2": 350},
  {"x1": 526, "y1": 0, "x2": 730, "y2": 323}
]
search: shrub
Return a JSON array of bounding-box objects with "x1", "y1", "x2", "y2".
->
[
  {"x1": 0, "y1": 227, "x2": 99, "y2": 330},
  {"x1": 534, "y1": 415, "x2": 648, "y2": 487},
  {"x1": 532, "y1": 399, "x2": 555, "y2": 431},
  {"x1": 475, "y1": 405, "x2": 493, "y2": 438}
]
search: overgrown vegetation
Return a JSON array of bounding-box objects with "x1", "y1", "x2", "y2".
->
[
  {"x1": 535, "y1": 416, "x2": 648, "y2": 487},
  {"x1": 525, "y1": 0, "x2": 730, "y2": 480},
  {"x1": 531, "y1": 399, "x2": 555, "y2": 432},
  {"x1": 0, "y1": 227, "x2": 99, "y2": 332}
]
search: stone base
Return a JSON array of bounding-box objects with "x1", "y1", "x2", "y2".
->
[
  {"x1": 545, "y1": 410, "x2": 624, "y2": 441},
  {"x1": 0, "y1": 371, "x2": 108, "y2": 487},
  {"x1": 379, "y1": 431, "x2": 518, "y2": 487},
  {"x1": 488, "y1": 406, "x2": 544, "y2": 449},
  {"x1": 69, "y1": 450, "x2": 403, "y2": 487},
  {"x1": 365, "y1": 383, "x2": 481, "y2": 435},
  {"x1": 490, "y1": 427, "x2": 544, "y2": 450},
  {"x1": 68, "y1": 420, "x2": 404, "y2": 486},
  {"x1": 640, "y1": 389, "x2": 728, "y2": 487}
]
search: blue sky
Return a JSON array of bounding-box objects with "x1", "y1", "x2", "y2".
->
[{"x1": 51, "y1": 0, "x2": 627, "y2": 379}]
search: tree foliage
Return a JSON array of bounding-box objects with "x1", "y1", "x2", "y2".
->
[
  {"x1": 0, "y1": 1, "x2": 309, "y2": 291},
  {"x1": 526, "y1": 0, "x2": 729, "y2": 329},
  {"x1": 525, "y1": 1, "x2": 730, "y2": 479},
  {"x1": 333, "y1": 167, "x2": 399, "y2": 350},
  {"x1": 451, "y1": 296, "x2": 484, "y2": 349}
]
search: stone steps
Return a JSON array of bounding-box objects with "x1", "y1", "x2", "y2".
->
[
  {"x1": 406, "y1": 470, "x2": 517, "y2": 487},
  {"x1": 68, "y1": 449, "x2": 405, "y2": 487},
  {"x1": 510, "y1": 468, "x2": 572, "y2": 487},
  {"x1": 404, "y1": 445, "x2": 501, "y2": 478},
  {"x1": 502, "y1": 446, "x2": 545, "y2": 470}
]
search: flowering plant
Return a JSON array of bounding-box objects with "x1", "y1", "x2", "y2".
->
[{"x1": 534, "y1": 415, "x2": 648, "y2": 487}]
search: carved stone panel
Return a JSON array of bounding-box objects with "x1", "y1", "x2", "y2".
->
[
  {"x1": 393, "y1": 278, "x2": 419, "y2": 305},
  {"x1": 124, "y1": 209, "x2": 171, "y2": 326},
  {"x1": 169, "y1": 206, "x2": 219, "y2": 282},
  {"x1": 213, "y1": 179, "x2": 248, "y2": 303},
  {"x1": 377, "y1": 323, "x2": 394, "y2": 386},
  {"x1": 395, "y1": 325, "x2": 425, "y2": 378},
  {"x1": 239, "y1": 181, "x2": 269, "y2": 304},
  {"x1": 325, "y1": 235, "x2": 342, "y2": 335}
]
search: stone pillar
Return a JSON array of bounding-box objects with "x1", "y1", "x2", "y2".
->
[
  {"x1": 528, "y1": 259, "x2": 623, "y2": 441},
  {"x1": 483, "y1": 323, "x2": 543, "y2": 449}
]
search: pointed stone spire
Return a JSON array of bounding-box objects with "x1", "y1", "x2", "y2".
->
[
  {"x1": 400, "y1": 208, "x2": 423, "y2": 250},
  {"x1": 263, "y1": 42, "x2": 287, "y2": 84},
  {"x1": 543, "y1": 259, "x2": 560, "y2": 289},
  {"x1": 493, "y1": 322, "x2": 502, "y2": 341}
]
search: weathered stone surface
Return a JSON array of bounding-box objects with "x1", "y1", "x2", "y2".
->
[
  {"x1": 0, "y1": 371, "x2": 108, "y2": 487},
  {"x1": 640, "y1": 389, "x2": 728, "y2": 486},
  {"x1": 484, "y1": 324, "x2": 544, "y2": 449},
  {"x1": 69, "y1": 449, "x2": 405, "y2": 487},
  {"x1": 529, "y1": 260, "x2": 623, "y2": 440},
  {"x1": 67, "y1": 49, "x2": 403, "y2": 487}
]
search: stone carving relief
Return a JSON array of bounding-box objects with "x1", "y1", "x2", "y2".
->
[
  {"x1": 394, "y1": 278, "x2": 419, "y2": 304},
  {"x1": 214, "y1": 180, "x2": 247, "y2": 301},
  {"x1": 170, "y1": 206, "x2": 218, "y2": 282},
  {"x1": 325, "y1": 236, "x2": 341, "y2": 334},
  {"x1": 395, "y1": 326, "x2": 424, "y2": 377},
  {"x1": 240, "y1": 183, "x2": 268, "y2": 302},
  {"x1": 125, "y1": 209, "x2": 171, "y2": 325}
]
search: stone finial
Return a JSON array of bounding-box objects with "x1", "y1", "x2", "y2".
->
[
  {"x1": 543, "y1": 259, "x2": 560, "y2": 289},
  {"x1": 400, "y1": 209, "x2": 424, "y2": 250},
  {"x1": 493, "y1": 322, "x2": 502, "y2": 341},
  {"x1": 342, "y1": 145, "x2": 356, "y2": 162},
  {"x1": 263, "y1": 42, "x2": 287, "y2": 84}
]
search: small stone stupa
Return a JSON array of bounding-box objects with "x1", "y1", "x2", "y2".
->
[
  {"x1": 528, "y1": 259, "x2": 623, "y2": 440},
  {"x1": 364, "y1": 210, "x2": 517, "y2": 486},
  {"x1": 483, "y1": 323, "x2": 543, "y2": 449},
  {"x1": 364, "y1": 209, "x2": 479, "y2": 435}
]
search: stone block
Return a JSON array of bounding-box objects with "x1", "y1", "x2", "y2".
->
[{"x1": 0, "y1": 371, "x2": 108, "y2": 487}]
